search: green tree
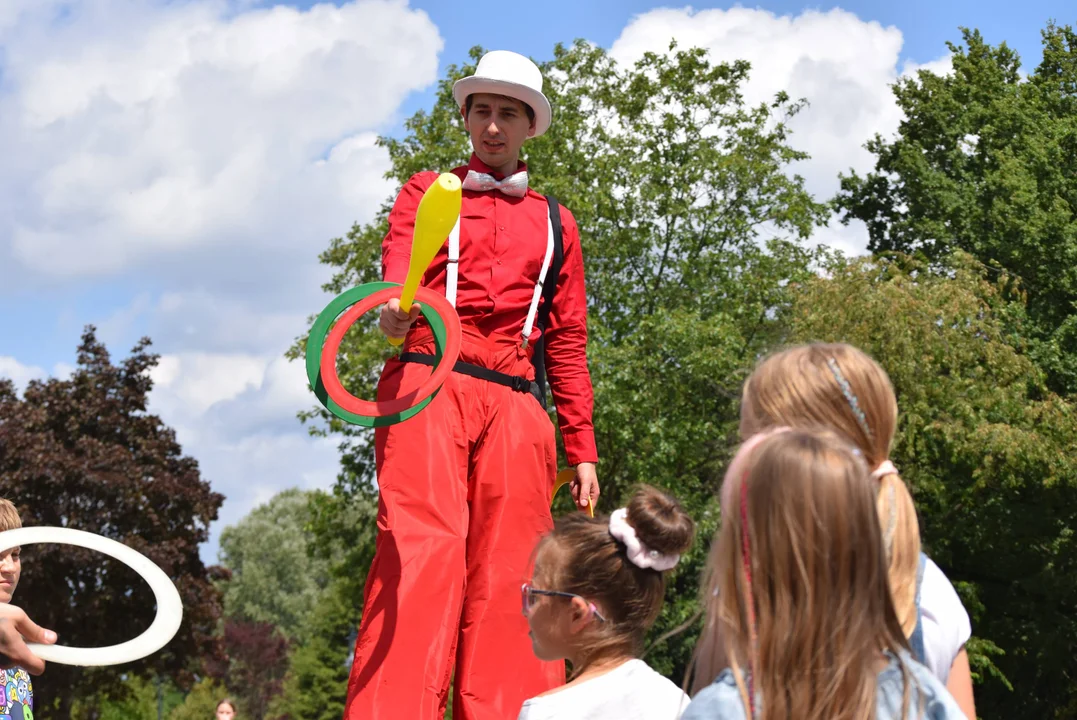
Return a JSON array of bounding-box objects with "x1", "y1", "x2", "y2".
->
[
  {"x1": 0, "y1": 328, "x2": 224, "y2": 719},
  {"x1": 271, "y1": 487, "x2": 379, "y2": 720},
  {"x1": 835, "y1": 23, "x2": 1077, "y2": 395},
  {"x1": 788, "y1": 251, "x2": 1077, "y2": 718},
  {"x1": 291, "y1": 38, "x2": 829, "y2": 686},
  {"x1": 72, "y1": 675, "x2": 183, "y2": 720},
  {"x1": 168, "y1": 678, "x2": 234, "y2": 720},
  {"x1": 218, "y1": 489, "x2": 329, "y2": 640}
]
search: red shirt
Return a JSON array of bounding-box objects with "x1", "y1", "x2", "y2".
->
[{"x1": 382, "y1": 154, "x2": 598, "y2": 465}]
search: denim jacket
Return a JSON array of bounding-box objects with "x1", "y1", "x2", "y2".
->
[{"x1": 681, "y1": 652, "x2": 965, "y2": 720}]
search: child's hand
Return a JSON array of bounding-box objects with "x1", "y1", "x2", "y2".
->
[{"x1": 0, "y1": 605, "x2": 56, "y2": 675}]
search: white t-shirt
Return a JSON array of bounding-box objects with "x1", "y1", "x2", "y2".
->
[
  {"x1": 919, "y1": 556, "x2": 972, "y2": 684},
  {"x1": 517, "y1": 659, "x2": 689, "y2": 720}
]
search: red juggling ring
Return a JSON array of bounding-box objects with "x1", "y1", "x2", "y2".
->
[{"x1": 318, "y1": 285, "x2": 462, "y2": 421}]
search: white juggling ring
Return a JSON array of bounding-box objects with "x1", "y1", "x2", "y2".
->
[{"x1": 0, "y1": 527, "x2": 184, "y2": 667}]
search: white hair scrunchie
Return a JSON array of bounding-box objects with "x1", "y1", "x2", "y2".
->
[
  {"x1": 871, "y1": 460, "x2": 898, "y2": 481},
  {"x1": 608, "y1": 508, "x2": 681, "y2": 572}
]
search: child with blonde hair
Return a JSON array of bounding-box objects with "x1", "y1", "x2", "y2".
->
[
  {"x1": 684, "y1": 429, "x2": 964, "y2": 720},
  {"x1": 731, "y1": 343, "x2": 974, "y2": 718},
  {"x1": 518, "y1": 486, "x2": 695, "y2": 720}
]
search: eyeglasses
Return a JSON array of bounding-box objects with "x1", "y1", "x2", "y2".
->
[{"x1": 520, "y1": 583, "x2": 607, "y2": 622}]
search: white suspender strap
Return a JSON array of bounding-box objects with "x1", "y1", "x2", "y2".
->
[
  {"x1": 521, "y1": 209, "x2": 556, "y2": 349},
  {"x1": 446, "y1": 217, "x2": 460, "y2": 308}
]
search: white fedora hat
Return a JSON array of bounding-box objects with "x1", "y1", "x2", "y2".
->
[{"x1": 452, "y1": 50, "x2": 552, "y2": 137}]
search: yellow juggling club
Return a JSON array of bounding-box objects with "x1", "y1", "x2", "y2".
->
[{"x1": 387, "y1": 172, "x2": 463, "y2": 347}]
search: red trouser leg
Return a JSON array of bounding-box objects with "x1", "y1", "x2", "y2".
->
[
  {"x1": 344, "y1": 327, "x2": 564, "y2": 720},
  {"x1": 344, "y1": 355, "x2": 470, "y2": 720},
  {"x1": 453, "y1": 340, "x2": 566, "y2": 720}
]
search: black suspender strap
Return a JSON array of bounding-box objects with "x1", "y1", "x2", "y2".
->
[
  {"x1": 399, "y1": 352, "x2": 543, "y2": 406},
  {"x1": 401, "y1": 196, "x2": 565, "y2": 411},
  {"x1": 530, "y1": 196, "x2": 565, "y2": 410}
]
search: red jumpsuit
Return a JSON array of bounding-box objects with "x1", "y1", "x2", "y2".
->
[{"x1": 344, "y1": 154, "x2": 598, "y2": 720}]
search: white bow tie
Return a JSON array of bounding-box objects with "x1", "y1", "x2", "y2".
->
[{"x1": 461, "y1": 169, "x2": 529, "y2": 197}]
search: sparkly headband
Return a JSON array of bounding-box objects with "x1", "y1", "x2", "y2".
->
[
  {"x1": 826, "y1": 357, "x2": 898, "y2": 549},
  {"x1": 826, "y1": 357, "x2": 872, "y2": 440}
]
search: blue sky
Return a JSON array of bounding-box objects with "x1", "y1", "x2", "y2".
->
[
  {"x1": 3, "y1": 0, "x2": 1064, "y2": 369},
  {"x1": 0, "y1": 0, "x2": 1069, "y2": 559},
  {"x1": 395, "y1": 0, "x2": 1062, "y2": 135}
]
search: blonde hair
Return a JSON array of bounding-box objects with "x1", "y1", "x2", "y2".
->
[
  {"x1": 739, "y1": 343, "x2": 921, "y2": 637},
  {"x1": 0, "y1": 500, "x2": 21, "y2": 533},
  {"x1": 691, "y1": 430, "x2": 914, "y2": 719}
]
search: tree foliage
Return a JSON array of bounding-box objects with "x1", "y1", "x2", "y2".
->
[
  {"x1": 836, "y1": 23, "x2": 1077, "y2": 395},
  {"x1": 217, "y1": 489, "x2": 329, "y2": 641},
  {"x1": 269, "y1": 485, "x2": 380, "y2": 720},
  {"x1": 0, "y1": 328, "x2": 223, "y2": 719},
  {"x1": 289, "y1": 28, "x2": 1077, "y2": 720},
  {"x1": 214, "y1": 620, "x2": 291, "y2": 720},
  {"x1": 167, "y1": 678, "x2": 233, "y2": 720},
  {"x1": 290, "y1": 38, "x2": 830, "y2": 685},
  {"x1": 788, "y1": 251, "x2": 1077, "y2": 716}
]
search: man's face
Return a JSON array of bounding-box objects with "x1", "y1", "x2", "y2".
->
[
  {"x1": 463, "y1": 93, "x2": 535, "y2": 173},
  {"x1": 0, "y1": 547, "x2": 21, "y2": 603}
]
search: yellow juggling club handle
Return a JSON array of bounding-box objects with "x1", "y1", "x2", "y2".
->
[
  {"x1": 387, "y1": 173, "x2": 463, "y2": 347},
  {"x1": 553, "y1": 469, "x2": 594, "y2": 517}
]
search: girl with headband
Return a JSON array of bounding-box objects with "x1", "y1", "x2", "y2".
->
[
  {"x1": 683, "y1": 429, "x2": 964, "y2": 720},
  {"x1": 517, "y1": 486, "x2": 695, "y2": 720},
  {"x1": 727, "y1": 343, "x2": 975, "y2": 718}
]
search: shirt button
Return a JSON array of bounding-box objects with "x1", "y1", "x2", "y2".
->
[
  {"x1": 497, "y1": 259, "x2": 502, "y2": 265},
  {"x1": 499, "y1": 225, "x2": 504, "y2": 230}
]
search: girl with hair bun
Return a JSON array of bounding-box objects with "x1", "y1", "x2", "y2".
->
[
  {"x1": 517, "y1": 485, "x2": 696, "y2": 720},
  {"x1": 730, "y1": 343, "x2": 975, "y2": 718}
]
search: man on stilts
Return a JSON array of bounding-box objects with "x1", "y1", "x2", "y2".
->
[{"x1": 344, "y1": 50, "x2": 600, "y2": 720}]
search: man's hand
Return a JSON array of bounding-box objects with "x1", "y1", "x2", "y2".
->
[
  {"x1": 379, "y1": 298, "x2": 421, "y2": 341},
  {"x1": 0, "y1": 605, "x2": 56, "y2": 675},
  {"x1": 570, "y1": 462, "x2": 599, "y2": 512}
]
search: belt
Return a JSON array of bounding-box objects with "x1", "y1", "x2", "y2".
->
[{"x1": 399, "y1": 352, "x2": 543, "y2": 405}]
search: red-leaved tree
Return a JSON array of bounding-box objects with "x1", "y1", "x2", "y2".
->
[
  {"x1": 209, "y1": 620, "x2": 291, "y2": 720},
  {"x1": 0, "y1": 327, "x2": 224, "y2": 718}
]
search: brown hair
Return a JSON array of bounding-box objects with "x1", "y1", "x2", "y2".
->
[
  {"x1": 739, "y1": 343, "x2": 921, "y2": 636},
  {"x1": 0, "y1": 500, "x2": 22, "y2": 533},
  {"x1": 464, "y1": 94, "x2": 536, "y2": 124},
  {"x1": 216, "y1": 699, "x2": 236, "y2": 712},
  {"x1": 691, "y1": 430, "x2": 914, "y2": 719},
  {"x1": 535, "y1": 485, "x2": 694, "y2": 674}
]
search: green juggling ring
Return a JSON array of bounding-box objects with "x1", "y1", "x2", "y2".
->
[{"x1": 305, "y1": 282, "x2": 452, "y2": 427}]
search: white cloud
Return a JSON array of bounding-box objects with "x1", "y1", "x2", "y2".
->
[
  {"x1": 0, "y1": 0, "x2": 437, "y2": 284},
  {"x1": 609, "y1": 6, "x2": 953, "y2": 255},
  {"x1": 0, "y1": 357, "x2": 75, "y2": 393},
  {"x1": 0, "y1": 0, "x2": 441, "y2": 561},
  {"x1": 0, "y1": 357, "x2": 47, "y2": 392},
  {"x1": 147, "y1": 350, "x2": 338, "y2": 560}
]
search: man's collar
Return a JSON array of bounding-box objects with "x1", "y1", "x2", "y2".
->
[{"x1": 466, "y1": 153, "x2": 527, "y2": 180}]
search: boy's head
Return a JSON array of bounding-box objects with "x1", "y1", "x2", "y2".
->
[{"x1": 0, "y1": 499, "x2": 22, "y2": 603}]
